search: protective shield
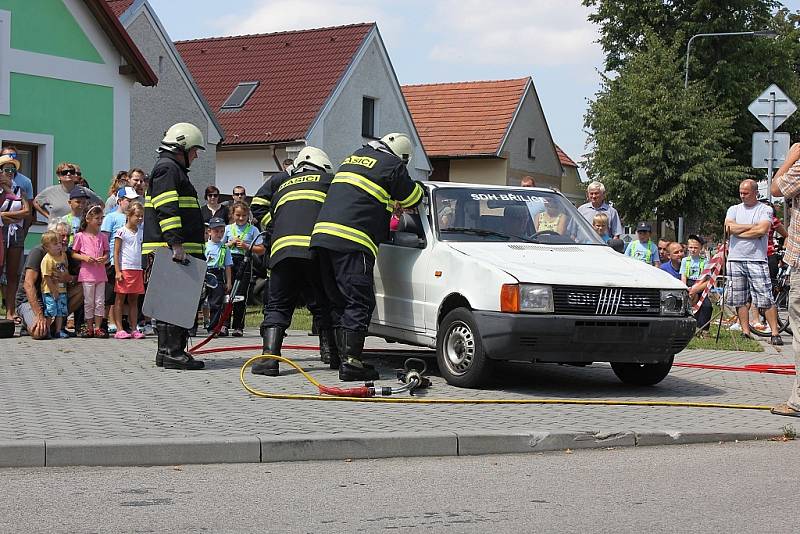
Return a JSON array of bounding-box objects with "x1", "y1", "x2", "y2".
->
[{"x1": 143, "y1": 248, "x2": 206, "y2": 328}]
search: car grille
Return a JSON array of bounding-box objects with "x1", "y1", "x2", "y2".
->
[{"x1": 552, "y1": 286, "x2": 661, "y2": 317}]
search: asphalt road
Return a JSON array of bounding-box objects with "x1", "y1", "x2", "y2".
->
[{"x1": 2, "y1": 439, "x2": 799, "y2": 533}]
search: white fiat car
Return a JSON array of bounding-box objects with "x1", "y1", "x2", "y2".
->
[{"x1": 369, "y1": 182, "x2": 695, "y2": 388}]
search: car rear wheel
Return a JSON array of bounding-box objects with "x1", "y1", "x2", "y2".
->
[
  {"x1": 436, "y1": 308, "x2": 491, "y2": 388},
  {"x1": 610, "y1": 355, "x2": 674, "y2": 386}
]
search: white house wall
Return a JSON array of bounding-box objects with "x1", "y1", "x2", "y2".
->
[
  {"x1": 216, "y1": 149, "x2": 275, "y2": 194},
  {"x1": 501, "y1": 84, "x2": 562, "y2": 187},
  {"x1": 308, "y1": 35, "x2": 430, "y2": 180}
]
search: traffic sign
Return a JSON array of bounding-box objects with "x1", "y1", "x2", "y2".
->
[
  {"x1": 749, "y1": 84, "x2": 796, "y2": 131},
  {"x1": 752, "y1": 132, "x2": 790, "y2": 169}
]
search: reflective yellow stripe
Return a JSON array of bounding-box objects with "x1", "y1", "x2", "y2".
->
[
  {"x1": 274, "y1": 190, "x2": 327, "y2": 211},
  {"x1": 142, "y1": 242, "x2": 204, "y2": 254},
  {"x1": 251, "y1": 197, "x2": 270, "y2": 206},
  {"x1": 399, "y1": 183, "x2": 423, "y2": 208},
  {"x1": 261, "y1": 212, "x2": 272, "y2": 228},
  {"x1": 144, "y1": 195, "x2": 153, "y2": 208},
  {"x1": 271, "y1": 234, "x2": 311, "y2": 256},
  {"x1": 159, "y1": 216, "x2": 182, "y2": 232},
  {"x1": 142, "y1": 241, "x2": 168, "y2": 253},
  {"x1": 144, "y1": 201, "x2": 153, "y2": 208},
  {"x1": 151, "y1": 190, "x2": 179, "y2": 208},
  {"x1": 178, "y1": 196, "x2": 200, "y2": 208},
  {"x1": 312, "y1": 222, "x2": 378, "y2": 257},
  {"x1": 332, "y1": 172, "x2": 390, "y2": 206}
]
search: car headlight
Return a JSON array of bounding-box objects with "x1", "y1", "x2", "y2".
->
[
  {"x1": 660, "y1": 289, "x2": 689, "y2": 316},
  {"x1": 501, "y1": 284, "x2": 553, "y2": 313}
]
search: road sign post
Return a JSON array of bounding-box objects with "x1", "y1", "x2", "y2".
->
[{"x1": 749, "y1": 84, "x2": 796, "y2": 200}]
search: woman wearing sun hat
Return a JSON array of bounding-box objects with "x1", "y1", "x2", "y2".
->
[{"x1": 0, "y1": 154, "x2": 30, "y2": 322}]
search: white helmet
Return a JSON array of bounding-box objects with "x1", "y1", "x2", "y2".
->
[
  {"x1": 294, "y1": 146, "x2": 332, "y2": 172},
  {"x1": 161, "y1": 122, "x2": 206, "y2": 152},
  {"x1": 380, "y1": 133, "x2": 412, "y2": 164}
]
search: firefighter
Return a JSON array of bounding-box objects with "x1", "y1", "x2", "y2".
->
[
  {"x1": 250, "y1": 147, "x2": 338, "y2": 376},
  {"x1": 310, "y1": 133, "x2": 424, "y2": 381},
  {"x1": 143, "y1": 122, "x2": 207, "y2": 370}
]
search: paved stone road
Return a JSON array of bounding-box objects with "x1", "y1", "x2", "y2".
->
[{"x1": 0, "y1": 330, "x2": 796, "y2": 466}]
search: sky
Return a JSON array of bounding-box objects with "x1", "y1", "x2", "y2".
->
[{"x1": 148, "y1": 0, "x2": 800, "y2": 171}]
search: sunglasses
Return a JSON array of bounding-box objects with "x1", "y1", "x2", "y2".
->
[
  {"x1": 233, "y1": 192, "x2": 246, "y2": 196},
  {"x1": 207, "y1": 193, "x2": 219, "y2": 198},
  {"x1": 5, "y1": 153, "x2": 17, "y2": 158},
  {"x1": 1, "y1": 167, "x2": 15, "y2": 174},
  {"x1": 60, "y1": 170, "x2": 82, "y2": 177}
]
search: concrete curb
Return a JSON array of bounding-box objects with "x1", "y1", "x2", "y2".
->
[{"x1": 0, "y1": 429, "x2": 783, "y2": 468}]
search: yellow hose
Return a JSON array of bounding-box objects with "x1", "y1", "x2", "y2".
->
[{"x1": 240, "y1": 354, "x2": 773, "y2": 410}]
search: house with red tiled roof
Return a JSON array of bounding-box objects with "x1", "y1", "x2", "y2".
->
[
  {"x1": 109, "y1": 0, "x2": 223, "y2": 192},
  {"x1": 0, "y1": 0, "x2": 158, "y2": 246},
  {"x1": 175, "y1": 23, "x2": 430, "y2": 194},
  {"x1": 402, "y1": 78, "x2": 582, "y2": 203}
]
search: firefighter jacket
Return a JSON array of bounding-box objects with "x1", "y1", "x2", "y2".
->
[
  {"x1": 143, "y1": 152, "x2": 205, "y2": 258},
  {"x1": 252, "y1": 167, "x2": 333, "y2": 268},
  {"x1": 310, "y1": 144, "x2": 423, "y2": 257}
]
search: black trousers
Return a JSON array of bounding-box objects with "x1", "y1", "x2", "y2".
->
[
  {"x1": 228, "y1": 254, "x2": 251, "y2": 330},
  {"x1": 206, "y1": 267, "x2": 226, "y2": 331},
  {"x1": 317, "y1": 248, "x2": 375, "y2": 332},
  {"x1": 262, "y1": 257, "x2": 332, "y2": 330},
  {"x1": 694, "y1": 297, "x2": 713, "y2": 330}
]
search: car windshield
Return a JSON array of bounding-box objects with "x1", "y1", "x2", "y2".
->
[{"x1": 433, "y1": 187, "x2": 604, "y2": 245}]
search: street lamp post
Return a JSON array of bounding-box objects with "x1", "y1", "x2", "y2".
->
[{"x1": 677, "y1": 29, "x2": 777, "y2": 242}]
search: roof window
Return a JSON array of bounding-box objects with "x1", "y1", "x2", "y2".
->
[{"x1": 221, "y1": 81, "x2": 259, "y2": 109}]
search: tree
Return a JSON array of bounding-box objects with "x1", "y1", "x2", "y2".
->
[
  {"x1": 582, "y1": 0, "x2": 800, "y2": 172},
  {"x1": 584, "y1": 34, "x2": 749, "y2": 231}
]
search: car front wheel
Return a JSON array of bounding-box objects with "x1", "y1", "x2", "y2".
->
[
  {"x1": 436, "y1": 308, "x2": 491, "y2": 388},
  {"x1": 610, "y1": 355, "x2": 674, "y2": 386}
]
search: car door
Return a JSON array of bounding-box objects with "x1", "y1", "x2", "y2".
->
[{"x1": 373, "y1": 215, "x2": 429, "y2": 333}]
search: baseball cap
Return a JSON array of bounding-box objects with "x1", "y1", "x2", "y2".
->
[
  {"x1": 69, "y1": 188, "x2": 90, "y2": 200},
  {"x1": 117, "y1": 186, "x2": 138, "y2": 199},
  {"x1": 636, "y1": 222, "x2": 652, "y2": 232},
  {"x1": 207, "y1": 217, "x2": 226, "y2": 229}
]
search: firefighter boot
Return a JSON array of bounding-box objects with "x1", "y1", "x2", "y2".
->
[
  {"x1": 339, "y1": 330, "x2": 379, "y2": 382},
  {"x1": 252, "y1": 325, "x2": 283, "y2": 376},
  {"x1": 319, "y1": 329, "x2": 340, "y2": 368},
  {"x1": 155, "y1": 320, "x2": 169, "y2": 367},
  {"x1": 162, "y1": 324, "x2": 205, "y2": 370}
]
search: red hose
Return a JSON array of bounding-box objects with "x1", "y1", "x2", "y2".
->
[
  {"x1": 318, "y1": 385, "x2": 373, "y2": 397},
  {"x1": 673, "y1": 362, "x2": 796, "y2": 375},
  {"x1": 191, "y1": 340, "x2": 797, "y2": 376}
]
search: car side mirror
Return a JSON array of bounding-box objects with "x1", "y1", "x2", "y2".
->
[{"x1": 392, "y1": 231, "x2": 425, "y2": 248}]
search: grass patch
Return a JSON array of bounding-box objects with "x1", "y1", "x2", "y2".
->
[
  {"x1": 245, "y1": 305, "x2": 313, "y2": 331},
  {"x1": 685, "y1": 324, "x2": 763, "y2": 352}
]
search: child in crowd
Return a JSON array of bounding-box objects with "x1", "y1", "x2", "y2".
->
[
  {"x1": 205, "y1": 217, "x2": 233, "y2": 335},
  {"x1": 223, "y1": 201, "x2": 265, "y2": 336},
  {"x1": 592, "y1": 213, "x2": 610, "y2": 242},
  {"x1": 681, "y1": 234, "x2": 712, "y2": 334},
  {"x1": 72, "y1": 205, "x2": 109, "y2": 338},
  {"x1": 112, "y1": 202, "x2": 145, "y2": 339},
  {"x1": 60, "y1": 188, "x2": 89, "y2": 245},
  {"x1": 624, "y1": 222, "x2": 660, "y2": 267},
  {"x1": 40, "y1": 231, "x2": 69, "y2": 338}
]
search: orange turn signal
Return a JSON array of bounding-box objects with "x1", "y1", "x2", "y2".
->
[{"x1": 500, "y1": 284, "x2": 520, "y2": 312}]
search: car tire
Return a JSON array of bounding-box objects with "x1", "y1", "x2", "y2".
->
[
  {"x1": 436, "y1": 308, "x2": 491, "y2": 388},
  {"x1": 610, "y1": 355, "x2": 674, "y2": 386}
]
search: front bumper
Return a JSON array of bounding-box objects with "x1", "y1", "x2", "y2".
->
[{"x1": 473, "y1": 311, "x2": 696, "y2": 363}]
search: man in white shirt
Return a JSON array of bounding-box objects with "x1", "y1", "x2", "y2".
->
[
  {"x1": 725, "y1": 179, "x2": 781, "y2": 344},
  {"x1": 577, "y1": 181, "x2": 623, "y2": 238}
]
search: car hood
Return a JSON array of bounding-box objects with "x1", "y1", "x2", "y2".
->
[{"x1": 445, "y1": 242, "x2": 686, "y2": 289}]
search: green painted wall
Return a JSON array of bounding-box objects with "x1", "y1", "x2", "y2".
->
[
  {"x1": 0, "y1": 0, "x2": 103, "y2": 63},
  {"x1": 0, "y1": 74, "x2": 114, "y2": 248}
]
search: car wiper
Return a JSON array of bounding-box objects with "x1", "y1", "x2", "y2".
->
[{"x1": 441, "y1": 226, "x2": 539, "y2": 244}]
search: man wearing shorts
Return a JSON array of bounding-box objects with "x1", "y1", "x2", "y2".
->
[{"x1": 725, "y1": 179, "x2": 781, "y2": 345}]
